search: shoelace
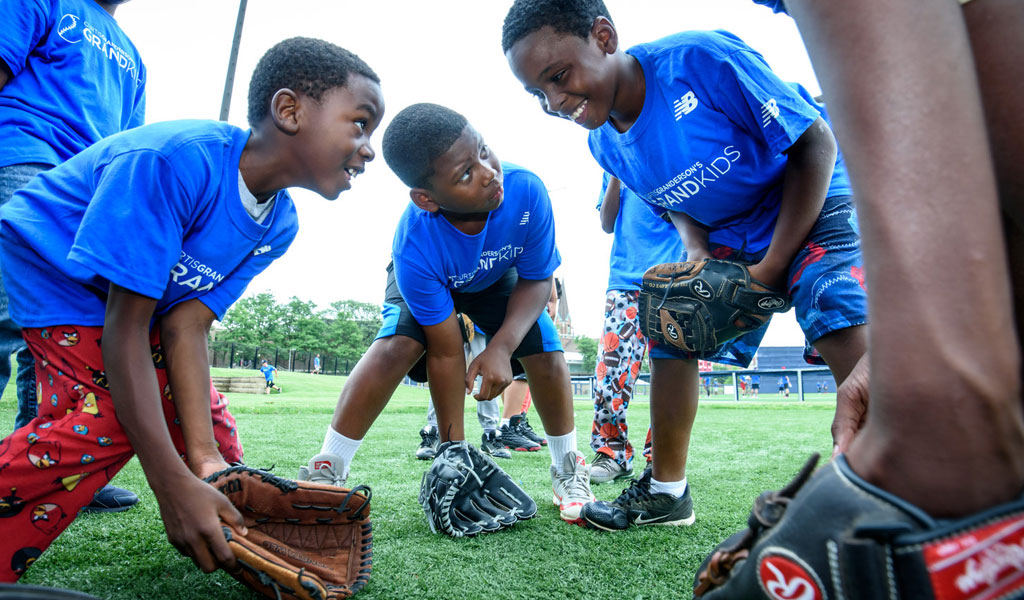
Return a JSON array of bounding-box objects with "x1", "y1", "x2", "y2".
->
[
  {"x1": 561, "y1": 460, "x2": 591, "y2": 500},
  {"x1": 615, "y1": 471, "x2": 652, "y2": 505}
]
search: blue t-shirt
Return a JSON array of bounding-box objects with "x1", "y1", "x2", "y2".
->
[
  {"x1": 589, "y1": 30, "x2": 851, "y2": 254},
  {"x1": 392, "y1": 162, "x2": 561, "y2": 326},
  {"x1": 752, "y1": 0, "x2": 787, "y2": 13},
  {"x1": 598, "y1": 172, "x2": 683, "y2": 292},
  {"x1": 0, "y1": 0, "x2": 146, "y2": 168},
  {"x1": 260, "y1": 365, "x2": 276, "y2": 381},
  {"x1": 0, "y1": 120, "x2": 298, "y2": 327}
]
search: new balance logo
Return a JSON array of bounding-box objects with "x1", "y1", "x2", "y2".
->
[
  {"x1": 519, "y1": 211, "x2": 530, "y2": 226},
  {"x1": 761, "y1": 98, "x2": 780, "y2": 127},
  {"x1": 253, "y1": 245, "x2": 272, "y2": 256},
  {"x1": 673, "y1": 92, "x2": 699, "y2": 120}
]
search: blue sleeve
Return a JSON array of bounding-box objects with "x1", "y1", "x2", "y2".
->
[
  {"x1": 752, "y1": 0, "x2": 788, "y2": 14},
  {"x1": 129, "y1": 64, "x2": 146, "y2": 128},
  {"x1": 513, "y1": 173, "x2": 561, "y2": 280},
  {"x1": 393, "y1": 249, "x2": 453, "y2": 327},
  {"x1": 68, "y1": 150, "x2": 195, "y2": 299},
  {"x1": 192, "y1": 226, "x2": 296, "y2": 320},
  {"x1": 0, "y1": 0, "x2": 49, "y2": 77},
  {"x1": 681, "y1": 34, "x2": 819, "y2": 157}
]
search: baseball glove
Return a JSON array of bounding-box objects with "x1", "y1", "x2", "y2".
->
[
  {"x1": 638, "y1": 259, "x2": 790, "y2": 353},
  {"x1": 204, "y1": 465, "x2": 373, "y2": 600},
  {"x1": 693, "y1": 454, "x2": 1024, "y2": 599},
  {"x1": 419, "y1": 440, "x2": 537, "y2": 537}
]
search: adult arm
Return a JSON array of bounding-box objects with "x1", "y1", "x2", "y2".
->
[
  {"x1": 466, "y1": 275, "x2": 552, "y2": 400},
  {"x1": 422, "y1": 311, "x2": 470, "y2": 442},
  {"x1": 599, "y1": 177, "x2": 622, "y2": 233},
  {"x1": 104, "y1": 284, "x2": 244, "y2": 573},
  {"x1": 159, "y1": 298, "x2": 226, "y2": 478},
  {"x1": 747, "y1": 117, "x2": 836, "y2": 288}
]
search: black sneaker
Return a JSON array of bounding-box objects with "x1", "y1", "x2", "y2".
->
[
  {"x1": 513, "y1": 412, "x2": 547, "y2": 446},
  {"x1": 82, "y1": 484, "x2": 139, "y2": 513},
  {"x1": 481, "y1": 430, "x2": 512, "y2": 459},
  {"x1": 498, "y1": 423, "x2": 541, "y2": 452},
  {"x1": 416, "y1": 425, "x2": 439, "y2": 460},
  {"x1": 581, "y1": 468, "x2": 695, "y2": 531}
]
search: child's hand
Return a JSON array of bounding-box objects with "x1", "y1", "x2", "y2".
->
[
  {"x1": 466, "y1": 347, "x2": 513, "y2": 400},
  {"x1": 190, "y1": 455, "x2": 231, "y2": 480},
  {"x1": 746, "y1": 260, "x2": 788, "y2": 291},
  {"x1": 154, "y1": 473, "x2": 247, "y2": 574},
  {"x1": 832, "y1": 353, "x2": 870, "y2": 457}
]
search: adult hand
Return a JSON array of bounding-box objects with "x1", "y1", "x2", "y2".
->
[{"x1": 832, "y1": 353, "x2": 869, "y2": 457}]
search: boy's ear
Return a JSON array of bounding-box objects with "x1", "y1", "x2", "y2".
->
[
  {"x1": 270, "y1": 88, "x2": 301, "y2": 135},
  {"x1": 410, "y1": 188, "x2": 440, "y2": 213},
  {"x1": 591, "y1": 16, "x2": 618, "y2": 54}
]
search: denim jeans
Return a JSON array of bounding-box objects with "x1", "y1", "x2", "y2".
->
[{"x1": 0, "y1": 163, "x2": 48, "y2": 432}]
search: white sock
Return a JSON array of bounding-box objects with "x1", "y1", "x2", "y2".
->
[
  {"x1": 651, "y1": 476, "x2": 688, "y2": 498},
  {"x1": 320, "y1": 428, "x2": 362, "y2": 476},
  {"x1": 500, "y1": 418, "x2": 511, "y2": 428},
  {"x1": 547, "y1": 430, "x2": 578, "y2": 473}
]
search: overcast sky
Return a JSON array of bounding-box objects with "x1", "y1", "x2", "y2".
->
[{"x1": 115, "y1": 0, "x2": 814, "y2": 343}]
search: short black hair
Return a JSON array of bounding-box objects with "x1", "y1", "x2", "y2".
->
[
  {"x1": 247, "y1": 37, "x2": 379, "y2": 127},
  {"x1": 501, "y1": 0, "x2": 613, "y2": 53},
  {"x1": 382, "y1": 103, "x2": 468, "y2": 189}
]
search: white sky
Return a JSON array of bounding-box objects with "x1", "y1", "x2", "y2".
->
[{"x1": 116, "y1": 0, "x2": 812, "y2": 344}]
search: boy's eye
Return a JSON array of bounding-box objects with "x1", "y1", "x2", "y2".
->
[
  {"x1": 481, "y1": 145, "x2": 489, "y2": 159},
  {"x1": 550, "y1": 69, "x2": 566, "y2": 83},
  {"x1": 355, "y1": 119, "x2": 367, "y2": 131},
  {"x1": 459, "y1": 167, "x2": 472, "y2": 183}
]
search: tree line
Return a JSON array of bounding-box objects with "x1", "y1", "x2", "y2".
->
[{"x1": 215, "y1": 293, "x2": 382, "y2": 362}]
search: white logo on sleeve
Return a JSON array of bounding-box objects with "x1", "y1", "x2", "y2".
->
[
  {"x1": 519, "y1": 211, "x2": 530, "y2": 226},
  {"x1": 57, "y1": 14, "x2": 83, "y2": 43},
  {"x1": 673, "y1": 92, "x2": 699, "y2": 120},
  {"x1": 761, "y1": 99, "x2": 780, "y2": 127},
  {"x1": 253, "y1": 245, "x2": 272, "y2": 256}
]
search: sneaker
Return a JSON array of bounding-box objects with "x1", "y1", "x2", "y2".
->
[
  {"x1": 82, "y1": 484, "x2": 138, "y2": 513},
  {"x1": 498, "y1": 423, "x2": 541, "y2": 452},
  {"x1": 297, "y1": 452, "x2": 347, "y2": 487},
  {"x1": 581, "y1": 467, "x2": 695, "y2": 531},
  {"x1": 550, "y1": 450, "x2": 596, "y2": 524},
  {"x1": 514, "y1": 413, "x2": 547, "y2": 446},
  {"x1": 589, "y1": 453, "x2": 634, "y2": 484},
  {"x1": 416, "y1": 425, "x2": 439, "y2": 460},
  {"x1": 481, "y1": 430, "x2": 512, "y2": 459}
]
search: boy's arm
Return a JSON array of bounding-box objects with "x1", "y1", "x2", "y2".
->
[
  {"x1": 103, "y1": 284, "x2": 244, "y2": 574},
  {"x1": 422, "y1": 312, "x2": 470, "y2": 442},
  {"x1": 669, "y1": 211, "x2": 712, "y2": 261},
  {"x1": 159, "y1": 299, "x2": 227, "y2": 479},
  {"x1": 599, "y1": 177, "x2": 622, "y2": 233},
  {"x1": 466, "y1": 275, "x2": 552, "y2": 400},
  {"x1": 546, "y1": 279, "x2": 558, "y2": 319},
  {"x1": 747, "y1": 117, "x2": 837, "y2": 288}
]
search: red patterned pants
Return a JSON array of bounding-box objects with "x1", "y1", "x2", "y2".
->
[{"x1": 0, "y1": 325, "x2": 242, "y2": 581}]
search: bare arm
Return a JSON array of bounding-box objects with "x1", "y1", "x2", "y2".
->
[
  {"x1": 599, "y1": 176, "x2": 622, "y2": 233},
  {"x1": 0, "y1": 64, "x2": 9, "y2": 90},
  {"x1": 104, "y1": 284, "x2": 243, "y2": 573},
  {"x1": 748, "y1": 117, "x2": 836, "y2": 288},
  {"x1": 422, "y1": 311, "x2": 470, "y2": 442},
  {"x1": 669, "y1": 211, "x2": 712, "y2": 261},
  {"x1": 159, "y1": 299, "x2": 225, "y2": 478},
  {"x1": 546, "y1": 278, "x2": 558, "y2": 319}
]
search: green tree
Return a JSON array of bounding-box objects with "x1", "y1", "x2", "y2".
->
[
  {"x1": 324, "y1": 300, "x2": 382, "y2": 361},
  {"x1": 219, "y1": 292, "x2": 284, "y2": 346},
  {"x1": 575, "y1": 335, "x2": 598, "y2": 374},
  {"x1": 278, "y1": 296, "x2": 327, "y2": 350}
]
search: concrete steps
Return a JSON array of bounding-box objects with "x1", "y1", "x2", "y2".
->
[{"x1": 211, "y1": 376, "x2": 266, "y2": 395}]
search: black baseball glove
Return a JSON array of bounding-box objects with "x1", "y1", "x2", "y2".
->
[
  {"x1": 418, "y1": 441, "x2": 537, "y2": 537},
  {"x1": 638, "y1": 259, "x2": 790, "y2": 353}
]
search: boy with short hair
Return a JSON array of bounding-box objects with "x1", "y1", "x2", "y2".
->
[
  {"x1": 259, "y1": 359, "x2": 282, "y2": 394},
  {"x1": 1, "y1": 0, "x2": 147, "y2": 511},
  {"x1": 0, "y1": 37, "x2": 384, "y2": 581},
  {"x1": 300, "y1": 102, "x2": 594, "y2": 525},
  {"x1": 504, "y1": 0, "x2": 867, "y2": 530}
]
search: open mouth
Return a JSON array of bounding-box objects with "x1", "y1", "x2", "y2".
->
[
  {"x1": 570, "y1": 100, "x2": 588, "y2": 123},
  {"x1": 344, "y1": 167, "x2": 362, "y2": 179}
]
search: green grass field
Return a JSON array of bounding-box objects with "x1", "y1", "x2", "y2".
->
[{"x1": 1, "y1": 369, "x2": 837, "y2": 600}]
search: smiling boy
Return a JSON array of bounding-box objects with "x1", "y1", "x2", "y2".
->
[
  {"x1": 300, "y1": 103, "x2": 595, "y2": 526},
  {"x1": 0, "y1": 37, "x2": 383, "y2": 581}
]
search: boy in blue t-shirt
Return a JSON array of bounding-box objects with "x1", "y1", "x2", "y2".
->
[
  {"x1": 0, "y1": 2, "x2": 147, "y2": 514},
  {"x1": 299, "y1": 103, "x2": 595, "y2": 527},
  {"x1": 259, "y1": 360, "x2": 281, "y2": 394},
  {"x1": 589, "y1": 173, "x2": 682, "y2": 485},
  {"x1": 503, "y1": 0, "x2": 867, "y2": 531},
  {"x1": 0, "y1": 37, "x2": 384, "y2": 582}
]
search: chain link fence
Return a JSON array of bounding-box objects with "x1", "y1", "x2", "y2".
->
[{"x1": 208, "y1": 341, "x2": 355, "y2": 376}]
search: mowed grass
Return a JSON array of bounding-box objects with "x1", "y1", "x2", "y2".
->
[{"x1": 1, "y1": 368, "x2": 836, "y2": 600}]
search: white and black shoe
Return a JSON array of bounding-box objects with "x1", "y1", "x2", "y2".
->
[{"x1": 582, "y1": 467, "x2": 694, "y2": 531}]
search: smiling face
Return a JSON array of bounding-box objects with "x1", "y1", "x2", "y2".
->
[
  {"x1": 416, "y1": 125, "x2": 504, "y2": 219},
  {"x1": 506, "y1": 21, "x2": 621, "y2": 130},
  {"x1": 296, "y1": 74, "x2": 385, "y2": 199}
]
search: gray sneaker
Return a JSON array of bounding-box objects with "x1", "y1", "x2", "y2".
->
[
  {"x1": 416, "y1": 425, "x2": 440, "y2": 460},
  {"x1": 590, "y1": 453, "x2": 634, "y2": 484},
  {"x1": 550, "y1": 450, "x2": 596, "y2": 524},
  {"x1": 481, "y1": 430, "x2": 512, "y2": 459},
  {"x1": 297, "y1": 452, "x2": 347, "y2": 487}
]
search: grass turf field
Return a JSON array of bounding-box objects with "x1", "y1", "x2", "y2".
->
[{"x1": 1, "y1": 368, "x2": 837, "y2": 600}]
